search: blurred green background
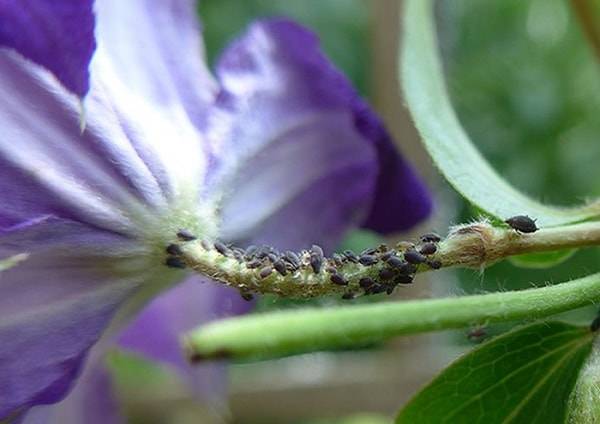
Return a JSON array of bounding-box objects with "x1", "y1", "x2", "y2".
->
[{"x1": 113, "y1": 1, "x2": 600, "y2": 422}]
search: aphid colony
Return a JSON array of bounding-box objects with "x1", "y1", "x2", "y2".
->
[{"x1": 165, "y1": 230, "x2": 444, "y2": 300}]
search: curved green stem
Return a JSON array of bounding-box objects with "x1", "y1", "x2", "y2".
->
[{"x1": 184, "y1": 272, "x2": 600, "y2": 362}]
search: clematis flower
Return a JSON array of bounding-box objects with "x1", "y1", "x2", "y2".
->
[{"x1": 0, "y1": 0, "x2": 432, "y2": 422}]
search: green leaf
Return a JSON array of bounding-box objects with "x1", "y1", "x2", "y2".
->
[
  {"x1": 508, "y1": 249, "x2": 577, "y2": 269},
  {"x1": 400, "y1": 0, "x2": 600, "y2": 227},
  {"x1": 396, "y1": 322, "x2": 593, "y2": 424},
  {"x1": 567, "y1": 337, "x2": 600, "y2": 423}
]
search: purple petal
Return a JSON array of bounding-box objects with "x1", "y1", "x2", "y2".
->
[
  {"x1": 212, "y1": 19, "x2": 431, "y2": 251},
  {"x1": 0, "y1": 27, "x2": 212, "y2": 233},
  {"x1": 94, "y1": 0, "x2": 217, "y2": 130},
  {"x1": 0, "y1": 216, "x2": 157, "y2": 419},
  {"x1": 22, "y1": 363, "x2": 123, "y2": 424},
  {"x1": 354, "y1": 100, "x2": 433, "y2": 233},
  {"x1": 118, "y1": 276, "x2": 252, "y2": 398},
  {"x1": 0, "y1": 260, "x2": 134, "y2": 419},
  {"x1": 0, "y1": 0, "x2": 95, "y2": 97}
]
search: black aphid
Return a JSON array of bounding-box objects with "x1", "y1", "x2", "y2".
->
[
  {"x1": 165, "y1": 243, "x2": 183, "y2": 256},
  {"x1": 255, "y1": 247, "x2": 270, "y2": 259},
  {"x1": 232, "y1": 250, "x2": 244, "y2": 262},
  {"x1": 386, "y1": 256, "x2": 405, "y2": 269},
  {"x1": 273, "y1": 260, "x2": 288, "y2": 276},
  {"x1": 176, "y1": 229, "x2": 197, "y2": 241},
  {"x1": 361, "y1": 247, "x2": 377, "y2": 256},
  {"x1": 311, "y1": 244, "x2": 324, "y2": 258},
  {"x1": 259, "y1": 266, "x2": 273, "y2": 279},
  {"x1": 267, "y1": 253, "x2": 279, "y2": 263},
  {"x1": 246, "y1": 260, "x2": 262, "y2": 269},
  {"x1": 343, "y1": 250, "x2": 359, "y2": 263},
  {"x1": 358, "y1": 254, "x2": 378, "y2": 266},
  {"x1": 367, "y1": 284, "x2": 387, "y2": 295},
  {"x1": 330, "y1": 273, "x2": 348, "y2": 286},
  {"x1": 245, "y1": 245, "x2": 258, "y2": 257},
  {"x1": 310, "y1": 255, "x2": 323, "y2": 274},
  {"x1": 394, "y1": 274, "x2": 414, "y2": 285},
  {"x1": 386, "y1": 286, "x2": 394, "y2": 295},
  {"x1": 420, "y1": 232, "x2": 441, "y2": 243},
  {"x1": 378, "y1": 268, "x2": 396, "y2": 281},
  {"x1": 325, "y1": 266, "x2": 337, "y2": 274},
  {"x1": 341, "y1": 292, "x2": 355, "y2": 300},
  {"x1": 214, "y1": 241, "x2": 230, "y2": 256},
  {"x1": 419, "y1": 242, "x2": 437, "y2": 255},
  {"x1": 404, "y1": 249, "x2": 426, "y2": 264},
  {"x1": 505, "y1": 215, "x2": 538, "y2": 233},
  {"x1": 359, "y1": 277, "x2": 375, "y2": 289},
  {"x1": 380, "y1": 251, "x2": 395, "y2": 261},
  {"x1": 332, "y1": 253, "x2": 344, "y2": 267},
  {"x1": 427, "y1": 259, "x2": 442, "y2": 269},
  {"x1": 399, "y1": 262, "x2": 418, "y2": 275},
  {"x1": 284, "y1": 251, "x2": 301, "y2": 267},
  {"x1": 241, "y1": 293, "x2": 254, "y2": 301},
  {"x1": 165, "y1": 256, "x2": 186, "y2": 269}
]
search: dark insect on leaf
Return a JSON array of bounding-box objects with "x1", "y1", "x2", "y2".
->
[
  {"x1": 259, "y1": 266, "x2": 273, "y2": 279},
  {"x1": 200, "y1": 239, "x2": 212, "y2": 251},
  {"x1": 165, "y1": 256, "x2": 186, "y2": 269},
  {"x1": 359, "y1": 277, "x2": 375, "y2": 289},
  {"x1": 420, "y1": 232, "x2": 441, "y2": 243},
  {"x1": 427, "y1": 259, "x2": 442, "y2": 269},
  {"x1": 419, "y1": 242, "x2": 437, "y2": 255},
  {"x1": 330, "y1": 273, "x2": 348, "y2": 286},
  {"x1": 246, "y1": 260, "x2": 262, "y2": 269},
  {"x1": 404, "y1": 249, "x2": 426, "y2": 264},
  {"x1": 505, "y1": 215, "x2": 538, "y2": 233},
  {"x1": 358, "y1": 254, "x2": 378, "y2": 266},
  {"x1": 284, "y1": 251, "x2": 300, "y2": 267},
  {"x1": 343, "y1": 250, "x2": 359, "y2": 263},
  {"x1": 214, "y1": 241, "x2": 231, "y2": 256},
  {"x1": 273, "y1": 260, "x2": 288, "y2": 276},
  {"x1": 310, "y1": 255, "x2": 323, "y2": 274},
  {"x1": 165, "y1": 243, "x2": 183, "y2": 256},
  {"x1": 176, "y1": 229, "x2": 197, "y2": 241},
  {"x1": 394, "y1": 274, "x2": 414, "y2": 285},
  {"x1": 379, "y1": 268, "x2": 396, "y2": 281},
  {"x1": 387, "y1": 256, "x2": 405, "y2": 269}
]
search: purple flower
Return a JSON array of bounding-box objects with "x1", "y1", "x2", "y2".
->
[{"x1": 0, "y1": 0, "x2": 432, "y2": 421}]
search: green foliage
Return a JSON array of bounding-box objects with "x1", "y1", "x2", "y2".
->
[
  {"x1": 567, "y1": 339, "x2": 600, "y2": 423},
  {"x1": 508, "y1": 249, "x2": 577, "y2": 269},
  {"x1": 397, "y1": 322, "x2": 593, "y2": 423},
  {"x1": 401, "y1": 0, "x2": 600, "y2": 227}
]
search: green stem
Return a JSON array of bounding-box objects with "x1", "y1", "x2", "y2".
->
[
  {"x1": 570, "y1": 0, "x2": 600, "y2": 65},
  {"x1": 184, "y1": 272, "x2": 600, "y2": 362},
  {"x1": 176, "y1": 221, "x2": 600, "y2": 299}
]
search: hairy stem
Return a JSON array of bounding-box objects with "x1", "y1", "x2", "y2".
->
[
  {"x1": 173, "y1": 220, "x2": 600, "y2": 299},
  {"x1": 184, "y1": 272, "x2": 600, "y2": 362}
]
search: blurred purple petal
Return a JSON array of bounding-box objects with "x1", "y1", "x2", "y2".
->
[
  {"x1": 0, "y1": 0, "x2": 95, "y2": 97},
  {"x1": 0, "y1": 216, "x2": 166, "y2": 419},
  {"x1": 213, "y1": 19, "x2": 377, "y2": 251},
  {"x1": 0, "y1": 259, "x2": 134, "y2": 419},
  {"x1": 354, "y1": 101, "x2": 433, "y2": 233},
  {"x1": 212, "y1": 19, "x2": 431, "y2": 251},
  {"x1": 22, "y1": 362, "x2": 123, "y2": 424},
  {"x1": 118, "y1": 276, "x2": 252, "y2": 398}
]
